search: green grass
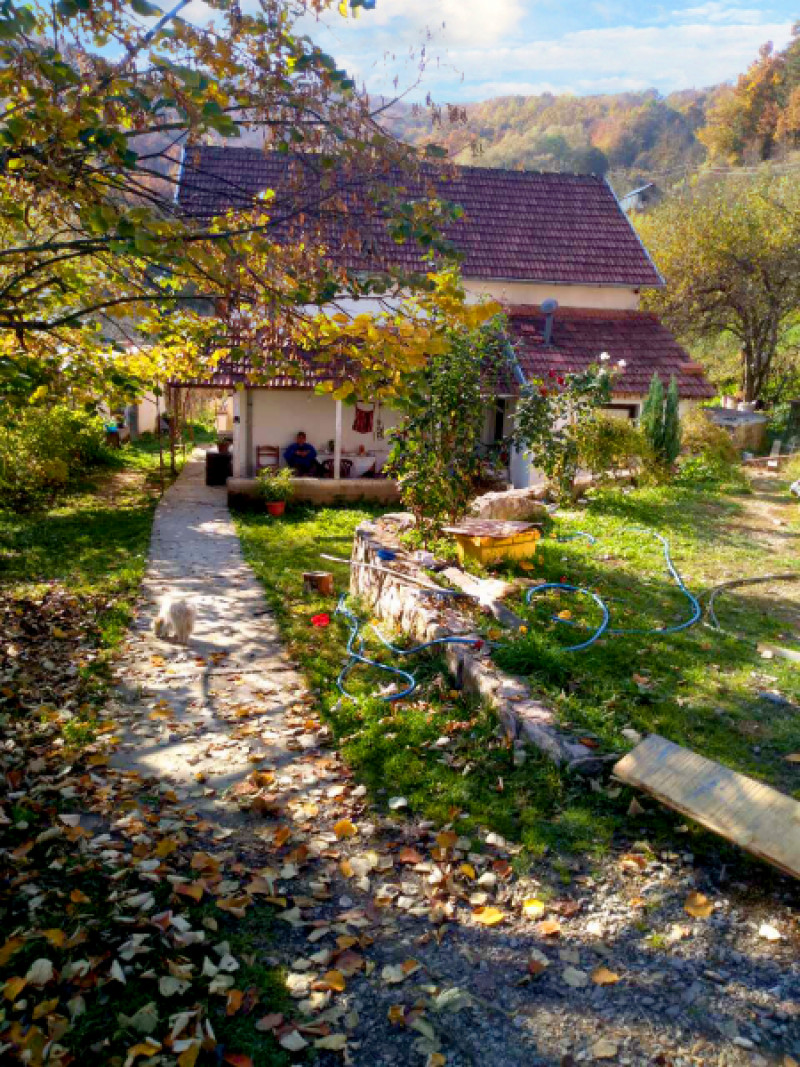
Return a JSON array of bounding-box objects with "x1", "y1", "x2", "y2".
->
[
  {"x1": 235, "y1": 505, "x2": 635, "y2": 859},
  {"x1": 235, "y1": 479, "x2": 800, "y2": 870},
  {"x1": 494, "y1": 480, "x2": 800, "y2": 797},
  {"x1": 0, "y1": 440, "x2": 183, "y2": 713}
]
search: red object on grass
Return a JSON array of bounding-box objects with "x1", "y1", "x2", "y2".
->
[{"x1": 311, "y1": 613, "x2": 330, "y2": 627}]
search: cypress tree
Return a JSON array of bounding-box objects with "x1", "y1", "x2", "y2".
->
[
  {"x1": 640, "y1": 372, "x2": 665, "y2": 457},
  {"x1": 663, "y1": 375, "x2": 682, "y2": 465}
]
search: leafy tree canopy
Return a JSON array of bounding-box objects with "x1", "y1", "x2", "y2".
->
[
  {"x1": 0, "y1": 0, "x2": 490, "y2": 401},
  {"x1": 636, "y1": 173, "x2": 800, "y2": 403}
]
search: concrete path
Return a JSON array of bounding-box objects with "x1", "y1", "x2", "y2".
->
[{"x1": 110, "y1": 452, "x2": 307, "y2": 817}]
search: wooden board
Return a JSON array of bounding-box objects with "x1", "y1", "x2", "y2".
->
[
  {"x1": 614, "y1": 734, "x2": 800, "y2": 880},
  {"x1": 441, "y1": 519, "x2": 538, "y2": 539}
]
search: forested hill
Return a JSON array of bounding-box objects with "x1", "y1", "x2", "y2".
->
[
  {"x1": 383, "y1": 25, "x2": 800, "y2": 195},
  {"x1": 384, "y1": 88, "x2": 715, "y2": 192}
]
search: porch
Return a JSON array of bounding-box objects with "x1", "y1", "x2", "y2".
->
[{"x1": 227, "y1": 474, "x2": 400, "y2": 507}]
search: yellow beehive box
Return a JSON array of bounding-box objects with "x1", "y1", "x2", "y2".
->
[{"x1": 442, "y1": 520, "x2": 542, "y2": 566}]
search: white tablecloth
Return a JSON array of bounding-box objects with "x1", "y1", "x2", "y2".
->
[{"x1": 317, "y1": 452, "x2": 385, "y2": 477}]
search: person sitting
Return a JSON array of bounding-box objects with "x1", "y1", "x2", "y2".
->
[{"x1": 284, "y1": 432, "x2": 322, "y2": 476}]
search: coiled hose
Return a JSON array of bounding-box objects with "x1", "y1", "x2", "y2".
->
[
  {"x1": 525, "y1": 527, "x2": 701, "y2": 651},
  {"x1": 334, "y1": 593, "x2": 482, "y2": 702}
]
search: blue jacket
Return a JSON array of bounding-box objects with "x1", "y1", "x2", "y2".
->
[{"x1": 285, "y1": 441, "x2": 317, "y2": 465}]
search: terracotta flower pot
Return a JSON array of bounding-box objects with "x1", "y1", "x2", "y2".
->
[{"x1": 266, "y1": 501, "x2": 286, "y2": 516}]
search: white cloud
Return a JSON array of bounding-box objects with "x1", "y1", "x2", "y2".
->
[
  {"x1": 672, "y1": 2, "x2": 764, "y2": 25},
  {"x1": 303, "y1": 0, "x2": 526, "y2": 51},
  {"x1": 346, "y1": 16, "x2": 795, "y2": 100}
]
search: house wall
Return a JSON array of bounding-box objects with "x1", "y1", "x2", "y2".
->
[
  {"x1": 327, "y1": 281, "x2": 640, "y2": 319},
  {"x1": 462, "y1": 279, "x2": 641, "y2": 311},
  {"x1": 232, "y1": 388, "x2": 402, "y2": 478}
]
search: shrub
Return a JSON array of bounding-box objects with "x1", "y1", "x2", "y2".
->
[
  {"x1": 513, "y1": 360, "x2": 616, "y2": 501},
  {"x1": 676, "y1": 408, "x2": 747, "y2": 489},
  {"x1": 0, "y1": 404, "x2": 111, "y2": 510},
  {"x1": 256, "y1": 465, "x2": 296, "y2": 503},
  {"x1": 680, "y1": 409, "x2": 739, "y2": 465},
  {"x1": 576, "y1": 414, "x2": 653, "y2": 483}
]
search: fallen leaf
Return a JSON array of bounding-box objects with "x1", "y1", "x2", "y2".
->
[
  {"x1": 388, "y1": 1004, "x2": 406, "y2": 1025},
  {"x1": 436, "y1": 830, "x2": 458, "y2": 851},
  {"x1": 279, "y1": 1030, "x2": 308, "y2": 1052},
  {"x1": 473, "y1": 906, "x2": 505, "y2": 926},
  {"x1": 3, "y1": 976, "x2": 26, "y2": 1001},
  {"x1": 333, "y1": 819, "x2": 357, "y2": 840},
  {"x1": 26, "y1": 959, "x2": 55, "y2": 987},
  {"x1": 124, "y1": 1040, "x2": 162, "y2": 1065},
  {"x1": 223, "y1": 1055, "x2": 254, "y2": 1067},
  {"x1": 758, "y1": 923, "x2": 782, "y2": 942},
  {"x1": 226, "y1": 989, "x2": 244, "y2": 1015},
  {"x1": 315, "y1": 1034, "x2": 348, "y2": 1051},
  {"x1": 522, "y1": 898, "x2": 546, "y2": 919},
  {"x1": 592, "y1": 966, "x2": 621, "y2": 986},
  {"x1": 684, "y1": 891, "x2": 713, "y2": 919},
  {"x1": 321, "y1": 969, "x2": 346, "y2": 992},
  {"x1": 426, "y1": 1056, "x2": 446, "y2": 1067},
  {"x1": 527, "y1": 949, "x2": 550, "y2": 976},
  {"x1": 177, "y1": 1043, "x2": 201, "y2": 1067},
  {"x1": 562, "y1": 966, "x2": 589, "y2": 988},
  {"x1": 398, "y1": 847, "x2": 424, "y2": 865},
  {"x1": 592, "y1": 1038, "x2": 619, "y2": 1059},
  {"x1": 253, "y1": 1012, "x2": 282, "y2": 1034},
  {"x1": 0, "y1": 938, "x2": 25, "y2": 967},
  {"x1": 536, "y1": 919, "x2": 561, "y2": 938},
  {"x1": 70, "y1": 889, "x2": 90, "y2": 904}
]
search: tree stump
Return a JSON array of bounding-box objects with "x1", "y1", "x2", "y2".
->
[{"x1": 303, "y1": 571, "x2": 334, "y2": 595}]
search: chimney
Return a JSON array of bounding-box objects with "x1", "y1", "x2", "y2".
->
[{"x1": 541, "y1": 298, "x2": 558, "y2": 346}]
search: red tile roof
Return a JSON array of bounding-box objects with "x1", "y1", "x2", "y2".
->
[
  {"x1": 176, "y1": 307, "x2": 714, "y2": 400},
  {"x1": 173, "y1": 351, "x2": 347, "y2": 390},
  {"x1": 177, "y1": 146, "x2": 663, "y2": 289},
  {"x1": 507, "y1": 307, "x2": 715, "y2": 400}
]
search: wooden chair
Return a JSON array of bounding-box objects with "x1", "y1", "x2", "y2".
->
[
  {"x1": 321, "y1": 457, "x2": 352, "y2": 479},
  {"x1": 255, "y1": 445, "x2": 280, "y2": 472}
]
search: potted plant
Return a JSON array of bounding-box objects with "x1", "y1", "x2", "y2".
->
[{"x1": 257, "y1": 465, "x2": 295, "y2": 515}]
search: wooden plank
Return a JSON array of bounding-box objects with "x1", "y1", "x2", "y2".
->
[
  {"x1": 613, "y1": 734, "x2": 800, "y2": 880},
  {"x1": 441, "y1": 519, "x2": 538, "y2": 538}
]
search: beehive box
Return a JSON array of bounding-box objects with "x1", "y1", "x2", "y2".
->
[{"x1": 442, "y1": 519, "x2": 542, "y2": 565}]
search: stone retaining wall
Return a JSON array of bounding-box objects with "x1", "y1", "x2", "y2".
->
[{"x1": 350, "y1": 518, "x2": 601, "y2": 773}]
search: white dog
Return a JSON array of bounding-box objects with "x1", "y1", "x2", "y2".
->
[{"x1": 153, "y1": 595, "x2": 196, "y2": 645}]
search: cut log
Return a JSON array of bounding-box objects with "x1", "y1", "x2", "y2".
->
[
  {"x1": 614, "y1": 734, "x2": 800, "y2": 880},
  {"x1": 303, "y1": 571, "x2": 334, "y2": 595}
]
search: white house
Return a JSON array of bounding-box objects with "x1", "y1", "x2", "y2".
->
[{"x1": 173, "y1": 147, "x2": 713, "y2": 493}]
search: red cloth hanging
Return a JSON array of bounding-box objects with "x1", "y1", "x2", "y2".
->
[{"x1": 352, "y1": 405, "x2": 374, "y2": 434}]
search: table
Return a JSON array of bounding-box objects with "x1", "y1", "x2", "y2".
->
[{"x1": 317, "y1": 451, "x2": 385, "y2": 478}]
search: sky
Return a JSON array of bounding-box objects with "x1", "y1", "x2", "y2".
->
[{"x1": 296, "y1": 0, "x2": 797, "y2": 103}]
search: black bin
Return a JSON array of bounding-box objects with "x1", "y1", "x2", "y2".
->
[{"x1": 205, "y1": 450, "x2": 233, "y2": 486}]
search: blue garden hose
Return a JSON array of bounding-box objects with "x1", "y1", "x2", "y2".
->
[
  {"x1": 525, "y1": 582, "x2": 610, "y2": 652},
  {"x1": 334, "y1": 594, "x2": 482, "y2": 702},
  {"x1": 524, "y1": 527, "x2": 700, "y2": 651}
]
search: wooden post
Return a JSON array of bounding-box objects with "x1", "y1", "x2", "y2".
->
[
  {"x1": 334, "y1": 398, "x2": 343, "y2": 481},
  {"x1": 155, "y1": 388, "x2": 165, "y2": 495}
]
